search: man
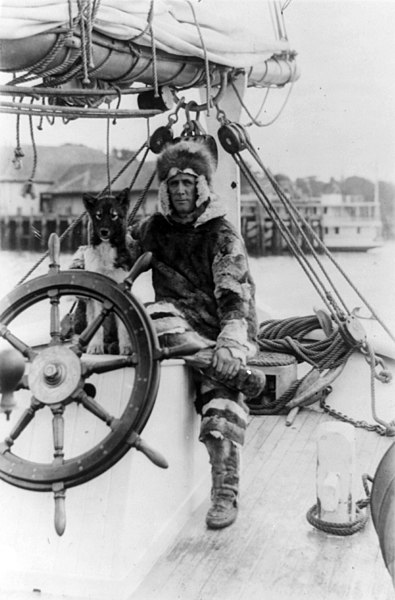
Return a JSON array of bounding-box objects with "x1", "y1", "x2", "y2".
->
[{"x1": 128, "y1": 139, "x2": 259, "y2": 529}]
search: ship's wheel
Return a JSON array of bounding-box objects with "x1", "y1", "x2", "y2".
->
[{"x1": 0, "y1": 235, "x2": 166, "y2": 534}]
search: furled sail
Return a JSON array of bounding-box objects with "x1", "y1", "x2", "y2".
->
[{"x1": 0, "y1": 0, "x2": 299, "y2": 89}]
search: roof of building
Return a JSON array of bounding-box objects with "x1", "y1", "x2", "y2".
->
[
  {"x1": 0, "y1": 144, "x2": 107, "y2": 183},
  {"x1": 51, "y1": 158, "x2": 158, "y2": 193}
]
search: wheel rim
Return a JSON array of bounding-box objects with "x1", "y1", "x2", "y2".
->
[{"x1": 0, "y1": 270, "x2": 161, "y2": 492}]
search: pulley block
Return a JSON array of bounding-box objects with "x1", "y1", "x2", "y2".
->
[
  {"x1": 217, "y1": 121, "x2": 248, "y2": 154},
  {"x1": 149, "y1": 125, "x2": 174, "y2": 154}
]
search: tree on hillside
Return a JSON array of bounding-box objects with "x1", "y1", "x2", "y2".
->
[{"x1": 341, "y1": 176, "x2": 374, "y2": 201}]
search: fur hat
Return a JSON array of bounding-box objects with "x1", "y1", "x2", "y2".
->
[
  {"x1": 157, "y1": 139, "x2": 218, "y2": 217},
  {"x1": 157, "y1": 139, "x2": 215, "y2": 185}
]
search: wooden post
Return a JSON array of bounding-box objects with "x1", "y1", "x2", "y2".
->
[
  {"x1": 315, "y1": 422, "x2": 356, "y2": 523},
  {"x1": 41, "y1": 218, "x2": 48, "y2": 251},
  {"x1": 15, "y1": 217, "x2": 22, "y2": 251}
]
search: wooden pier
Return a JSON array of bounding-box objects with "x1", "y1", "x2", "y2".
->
[
  {"x1": 241, "y1": 200, "x2": 323, "y2": 256},
  {"x1": 0, "y1": 206, "x2": 323, "y2": 256},
  {"x1": 0, "y1": 214, "x2": 88, "y2": 252}
]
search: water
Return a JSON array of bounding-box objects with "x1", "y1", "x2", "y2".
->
[{"x1": 0, "y1": 243, "x2": 395, "y2": 335}]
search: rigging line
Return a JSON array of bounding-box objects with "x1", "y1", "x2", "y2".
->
[
  {"x1": 85, "y1": 0, "x2": 95, "y2": 70},
  {"x1": 105, "y1": 112, "x2": 111, "y2": 196},
  {"x1": 271, "y1": 0, "x2": 284, "y2": 41},
  {"x1": 7, "y1": 33, "x2": 69, "y2": 86},
  {"x1": 128, "y1": 169, "x2": 157, "y2": 226},
  {"x1": 67, "y1": 0, "x2": 74, "y2": 30},
  {"x1": 231, "y1": 70, "x2": 296, "y2": 127},
  {"x1": 128, "y1": 0, "x2": 155, "y2": 43},
  {"x1": 235, "y1": 152, "x2": 344, "y2": 325},
  {"x1": 246, "y1": 140, "x2": 350, "y2": 316},
  {"x1": 279, "y1": 4, "x2": 290, "y2": 42},
  {"x1": 281, "y1": 0, "x2": 293, "y2": 13},
  {"x1": 16, "y1": 211, "x2": 89, "y2": 286},
  {"x1": 27, "y1": 98, "x2": 38, "y2": 184},
  {"x1": 243, "y1": 87, "x2": 270, "y2": 128},
  {"x1": 268, "y1": 0, "x2": 279, "y2": 42},
  {"x1": 246, "y1": 142, "x2": 395, "y2": 344},
  {"x1": 148, "y1": 0, "x2": 159, "y2": 97},
  {"x1": 127, "y1": 147, "x2": 150, "y2": 194},
  {"x1": 187, "y1": 0, "x2": 212, "y2": 115},
  {"x1": 77, "y1": 0, "x2": 91, "y2": 84},
  {"x1": 101, "y1": 141, "x2": 148, "y2": 197},
  {"x1": 17, "y1": 141, "x2": 149, "y2": 285},
  {"x1": 13, "y1": 98, "x2": 24, "y2": 169}
]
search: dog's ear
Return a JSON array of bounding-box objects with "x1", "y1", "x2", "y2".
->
[
  {"x1": 82, "y1": 193, "x2": 96, "y2": 211},
  {"x1": 118, "y1": 188, "x2": 131, "y2": 209}
]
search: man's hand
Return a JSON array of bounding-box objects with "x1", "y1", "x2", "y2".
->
[{"x1": 212, "y1": 347, "x2": 241, "y2": 380}]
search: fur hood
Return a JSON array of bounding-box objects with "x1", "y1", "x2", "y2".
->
[
  {"x1": 157, "y1": 139, "x2": 215, "y2": 183},
  {"x1": 157, "y1": 139, "x2": 227, "y2": 227}
]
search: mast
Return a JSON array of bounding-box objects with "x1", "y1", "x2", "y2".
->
[{"x1": 202, "y1": 72, "x2": 247, "y2": 233}]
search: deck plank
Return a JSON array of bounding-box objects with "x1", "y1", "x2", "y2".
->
[{"x1": 130, "y1": 408, "x2": 394, "y2": 600}]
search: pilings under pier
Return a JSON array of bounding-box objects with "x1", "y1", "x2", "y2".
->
[
  {"x1": 0, "y1": 215, "x2": 88, "y2": 252},
  {"x1": 241, "y1": 202, "x2": 323, "y2": 256}
]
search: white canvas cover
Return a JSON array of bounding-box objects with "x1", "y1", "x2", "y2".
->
[{"x1": 0, "y1": 0, "x2": 291, "y2": 69}]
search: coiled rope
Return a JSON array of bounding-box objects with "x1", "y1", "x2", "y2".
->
[
  {"x1": 306, "y1": 474, "x2": 372, "y2": 535},
  {"x1": 258, "y1": 316, "x2": 355, "y2": 371}
]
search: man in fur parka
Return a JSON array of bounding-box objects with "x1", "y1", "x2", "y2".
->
[{"x1": 128, "y1": 138, "x2": 259, "y2": 529}]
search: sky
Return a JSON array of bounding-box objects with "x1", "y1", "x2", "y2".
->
[{"x1": 1, "y1": 0, "x2": 395, "y2": 183}]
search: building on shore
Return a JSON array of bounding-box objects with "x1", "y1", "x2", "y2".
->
[{"x1": 0, "y1": 145, "x2": 386, "y2": 254}]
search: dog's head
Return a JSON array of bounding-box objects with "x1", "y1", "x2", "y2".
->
[{"x1": 83, "y1": 188, "x2": 130, "y2": 245}]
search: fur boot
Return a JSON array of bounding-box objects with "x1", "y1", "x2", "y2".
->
[{"x1": 204, "y1": 435, "x2": 240, "y2": 529}]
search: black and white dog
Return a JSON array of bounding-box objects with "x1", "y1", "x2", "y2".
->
[{"x1": 69, "y1": 188, "x2": 133, "y2": 354}]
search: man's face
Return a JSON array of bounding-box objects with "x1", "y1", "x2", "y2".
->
[{"x1": 167, "y1": 173, "x2": 198, "y2": 216}]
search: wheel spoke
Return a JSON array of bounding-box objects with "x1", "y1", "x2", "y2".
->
[
  {"x1": 0, "y1": 323, "x2": 37, "y2": 360},
  {"x1": 51, "y1": 404, "x2": 65, "y2": 465},
  {"x1": 1, "y1": 396, "x2": 44, "y2": 451},
  {"x1": 76, "y1": 389, "x2": 116, "y2": 427},
  {"x1": 74, "y1": 300, "x2": 114, "y2": 352},
  {"x1": 48, "y1": 289, "x2": 61, "y2": 344},
  {"x1": 81, "y1": 354, "x2": 137, "y2": 377},
  {"x1": 53, "y1": 481, "x2": 66, "y2": 536}
]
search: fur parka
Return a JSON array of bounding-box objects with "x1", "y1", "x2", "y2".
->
[{"x1": 128, "y1": 193, "x2": 258, "y2": 362}]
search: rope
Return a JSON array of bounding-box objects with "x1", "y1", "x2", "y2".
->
[
  {"x1": 128, "y1": 169, "x2": 157, "y2": 226},
  {"x1": 257, "y1": 315, "x2": 356, "y2": 371},
  {"x1": 100, "y1": 141, "x2": 148, "y2": 197},
  {"x1": 245, "y1": 140, "x2": 350, "y2": 319},
  {"x1": 126, "y1": 147, "x2": 150, "y2": 193},
  {"x1": 307, "y1": 471, "x2": 373, "y2": 535},
  {"x1": 218, "y1": 117, "x2": 395, "y2": 345},
  {"x1": 247, "y1": 379, "x2": 300, "y2": 416},
  {"x1": 7, "y1": 34, "x2": 70, "y2": 85},
  {"x1": 16, "y1": 212, "x2": 88, "y2": 286},
  {"x1": 306, "y1": 504, "x2": 368, "y2": 536},
  {"x1": 12, "y1": 98, "x2": 25, "y2": 169},
  {"x1": 231, "y1": 64, "x2": 297, "y2": 127},
  {"x1": 187, "y1": 0, "x2": 212, "y2": 115},
  {"x1": 128, "y1": 0, "x2": 155, "y2": 42},
  {"x1": 243, "y1": 87, "x2": 270, "y2": 128},
  {"x1": 243, "y1": 134, "x2": 395, "y2": 344},
  {"x1": 105, "y1": 112, "x2": 111, "y2": 195},
  {"x1": 234, "y1": 152, "x2": 345, "y2": 326},
  {"x1": 16, "y1": 142, "x2": 148, "y2": 285},
  {"x1": 147, "y1": 0, "x2": 159, "y2": 98},
  {"x1": 27, "y1": 99, "x2": 38, "y2": 185}
]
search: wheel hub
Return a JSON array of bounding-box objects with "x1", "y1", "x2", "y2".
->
[{"x1": 28, "y1": 346, "x2": 81, "y2": 404}]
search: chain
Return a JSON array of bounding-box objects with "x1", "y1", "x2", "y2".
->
[{"x1": 319, "y1": 395, "x2": 388, "y2": 436}]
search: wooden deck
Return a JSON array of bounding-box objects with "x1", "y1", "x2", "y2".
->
[{"x1": 130, "y1": 407, "x2": 394, "y2": 600}]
